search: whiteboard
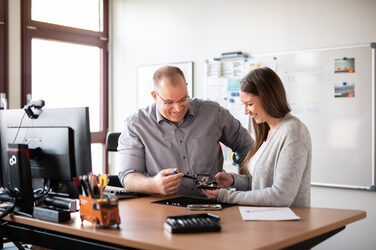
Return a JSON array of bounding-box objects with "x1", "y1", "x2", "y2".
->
[
  {"x1": 246, "y1": 43, "x2": 376, "y2": 191},
  {"x1": 137, "y1": 62, "x2": 193, "y2": 109}
]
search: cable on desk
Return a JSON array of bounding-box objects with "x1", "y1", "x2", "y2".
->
[
  {"x1": 0, "y1": 187, "x2": 17, "y2": 220},
  {"x1": 33, "y1": 179, "x2": 51, "y2": 200}
]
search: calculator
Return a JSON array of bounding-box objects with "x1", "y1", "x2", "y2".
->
[{"x1": 164, "y1": 213, "x2": 221, "y2": 233}]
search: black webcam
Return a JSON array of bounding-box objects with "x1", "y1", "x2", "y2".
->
[{"x1": 23, "y1": 100, "x2": 45, "y2": 119}]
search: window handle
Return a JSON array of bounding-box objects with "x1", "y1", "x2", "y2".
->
[{"x1": 0, "y1": 93, "x2": 7, "y2": 110}]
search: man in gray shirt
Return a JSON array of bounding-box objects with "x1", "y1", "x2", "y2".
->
[{"x1": 118, "y1": 66, "x2": 252, "y2": 197}]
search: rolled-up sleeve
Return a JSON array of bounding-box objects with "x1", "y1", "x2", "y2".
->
[
  {"x1": 218, "y1": 106, "x2": 253, "y2": 164},
  {"x1": 117, "y1": 116, "x2": 146, "y2": 187}
]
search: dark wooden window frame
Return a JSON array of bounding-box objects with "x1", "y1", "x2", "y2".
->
[
  {"x1": 0, "y1": 0, "x2": 7, "y2": 97},
  {"x1": 21, "y1": 0, "x2": 109, "y2": 172}
]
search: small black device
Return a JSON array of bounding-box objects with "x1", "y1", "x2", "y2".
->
[
  {"x1": 103, "y1": 185, "x2": 146, "y2": 200},
  {"x1": 187, "y1": 204, "x2": 222, "y2": 211},
  {"x1": 23, "y1": 100, "x2": 45, "y2": 119},
  {"x1": 33, "y1": 206, "x2": 71, "y2": 223},
  {"x1": 42, "y1": 196, "x2": 77, "y2": 211},
  {"x1": 164, "y1": 213, "x2": 221, "y2": 233},
  {"x1": 184, "y1": 173, "x2": 219, "y2": 189},
  {"x1": 152, "y1": 196, "x2": 235, "y2": 209}
]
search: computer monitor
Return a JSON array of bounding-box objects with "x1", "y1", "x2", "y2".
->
[{"x1": 0, "y1": 107, "x2": 92, "y2": 199}]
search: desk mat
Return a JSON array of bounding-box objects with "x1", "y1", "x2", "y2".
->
[{"x1": 152, "y1": 196, "x2": 235, "y2": 209}]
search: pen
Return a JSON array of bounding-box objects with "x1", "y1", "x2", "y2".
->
[
  {"x1": 89, "y1": 173, "x2": 100, "y2": 198},
  {"x1": 183, "y1": 174, "x2": 195, "y2": 179},
  {"x1": 79, "y1": 176, "x2": 89, "y2": 196},
  {"x1": 98, "y1": 174, "x2": 108, "y2": 200},
  {"x1": 246, "y1": 208, "x2": 279, "y2": 213},
  {"x1": 83, "y1": 175, "x2": 94, "y2": 198}
]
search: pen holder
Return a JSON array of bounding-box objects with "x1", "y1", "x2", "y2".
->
[{"x1": 79, "y1": 195, "x2": 121, "y2": 227}]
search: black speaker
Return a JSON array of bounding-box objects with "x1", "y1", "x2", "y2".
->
[{"x1": 8, "y1": 143, "x2": 34, "y2": 215}]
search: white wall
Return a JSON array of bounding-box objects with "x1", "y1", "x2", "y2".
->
[{"x1": 111, "y1": 0, "x2": 376, "y2": 249}]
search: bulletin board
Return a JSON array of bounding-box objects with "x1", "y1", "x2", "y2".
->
[
  {"x1": 137, "y1": 62, "x2": 193, "y2": 109},
  {"x1": 245, "y1": 43, "x2": 376, "y2": 191},
  {"x1": 205, "y1": 56, "x2": 250, "y2": 164},
  {"x1": 205, "y1": 57, "x2": 250, "y2": 130}
]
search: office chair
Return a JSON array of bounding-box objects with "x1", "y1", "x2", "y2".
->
[
  {"x1": 105, "y1": 132, "x2": 122, "y2": 187},
  {"x1": 106, "y1": 132, "x2": 121, "y2": 152}
]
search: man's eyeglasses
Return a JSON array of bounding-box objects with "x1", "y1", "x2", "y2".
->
[{"x1": 156, "y1": 92, "x2": 191, "y2": 106}]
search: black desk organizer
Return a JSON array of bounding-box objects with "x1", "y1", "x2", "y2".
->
[
  {"x1": 164, "y1": 213, "x2": 221, "y2": 233},
  {"x1": 152, "y1": 196, "x2": 235, "y2": 209}
]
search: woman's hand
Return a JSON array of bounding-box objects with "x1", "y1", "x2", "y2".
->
[
  {"x1": 202, "y1": 188, "x2": 220, "y2": 200},
  {"x1": 215, "y1": 172, "x2": 234, "y2": 188}
]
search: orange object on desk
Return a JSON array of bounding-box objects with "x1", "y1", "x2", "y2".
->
[{"x1": 79, "y1": 195, "x2": 121, "y2": 227}]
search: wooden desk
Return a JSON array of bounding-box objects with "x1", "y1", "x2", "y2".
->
[{"x1": 0, "y1": 196, "x2": 366, "y2": 250}]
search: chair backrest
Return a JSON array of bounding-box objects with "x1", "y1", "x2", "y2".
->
[
  {"x1": 105, "y1": 132, "x2": 121, "y2": 152},
  {"x1": 106, "y1": 132, "x2": 122, "y2": 187}
]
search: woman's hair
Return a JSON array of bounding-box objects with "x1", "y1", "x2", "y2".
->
[{"x1": 240, "y1": 67, "x2": 291, "y2": 175}]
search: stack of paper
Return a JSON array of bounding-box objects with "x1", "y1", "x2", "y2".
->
[{"x1": 239, "y1": 207, "x2": 300, "y2": 221}]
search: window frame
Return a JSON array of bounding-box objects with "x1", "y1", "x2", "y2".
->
[
  {"x1": 0, "y1": 0, "x2": 7, "y2": 97},
  {"x1": 21, "y1": 0, "x2": 109, "y2": 172}
]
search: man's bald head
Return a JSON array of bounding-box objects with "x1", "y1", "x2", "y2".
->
[{"x1": 153, "y1": 66, "x2": 186, "y2": 89}]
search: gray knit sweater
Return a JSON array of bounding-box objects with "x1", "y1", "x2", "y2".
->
[{"x1": 218, "y1": 113, "x2": 312, "y2": 207}]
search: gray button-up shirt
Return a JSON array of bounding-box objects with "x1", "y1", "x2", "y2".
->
[{"x1": 118, "y1": 99, "x2": 252, "y2": 196}]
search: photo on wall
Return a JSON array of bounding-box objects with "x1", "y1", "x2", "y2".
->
[
  {"x1": 335, "y1": 57, "x2": 355, "y2": 73},
  {"x1": 334, "y1": 81, "x2": 355, "y2": 98}
]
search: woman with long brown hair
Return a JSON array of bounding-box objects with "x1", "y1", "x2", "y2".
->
[{"x1": 203, "y1": 67, "x2": 312, "y2": 206}]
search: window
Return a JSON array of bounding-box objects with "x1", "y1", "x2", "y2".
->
[
  {"x1": 22, "y1": 0, "x2": 109, "y2": 174},
  {"x1": 0, "y1": 0, "x2": 7, "y2": 106}
]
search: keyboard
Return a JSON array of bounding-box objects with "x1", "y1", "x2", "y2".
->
[{"x1": 103, "y1": 186, "x2": 145, "y2": 199}]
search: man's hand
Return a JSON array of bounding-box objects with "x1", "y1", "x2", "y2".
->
[
  {"x1": 215, "y1": 172, "x2": 234, "y2": 188},
  {"x1": 153, "y1": 168, "x2": 184, "y2": 195}
]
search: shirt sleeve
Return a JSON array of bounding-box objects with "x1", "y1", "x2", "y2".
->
[
  {"x1": 117, "y1": 116, "x2": 146, "y2": 187},
  {"x1": 232, "y1": 173, "x2": 252, "y2": 190},
  {"x1": 217, "y1": 106, "x2": 253, "y2": 164},
  {"x1": 217, "y1": 140, "x2": 310, "y2": 207}
]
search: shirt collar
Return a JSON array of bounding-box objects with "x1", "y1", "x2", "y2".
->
[
  {"x1": 155, "y1": 100, "x2": 196, "y2": 124},
  {"x1": 155, "y1": 108, "x2": 165, "y2": 123}
]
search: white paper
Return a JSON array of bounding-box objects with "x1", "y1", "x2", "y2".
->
[
  {"x1": 205, "y1": 78, "x2": 228, "y2": 107},
  {"x1": 206, "y1": 60, "x2": 222, "y2": 78},
  {"x1": 239, "y1": 207, "x2": 300, "y2": 221},
  {"x1": 222, "y1": 59, "x2": 244, "y2": 78},
  {"x1": 244, "y1": 57, "x2": 277, "y2": 73}
]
